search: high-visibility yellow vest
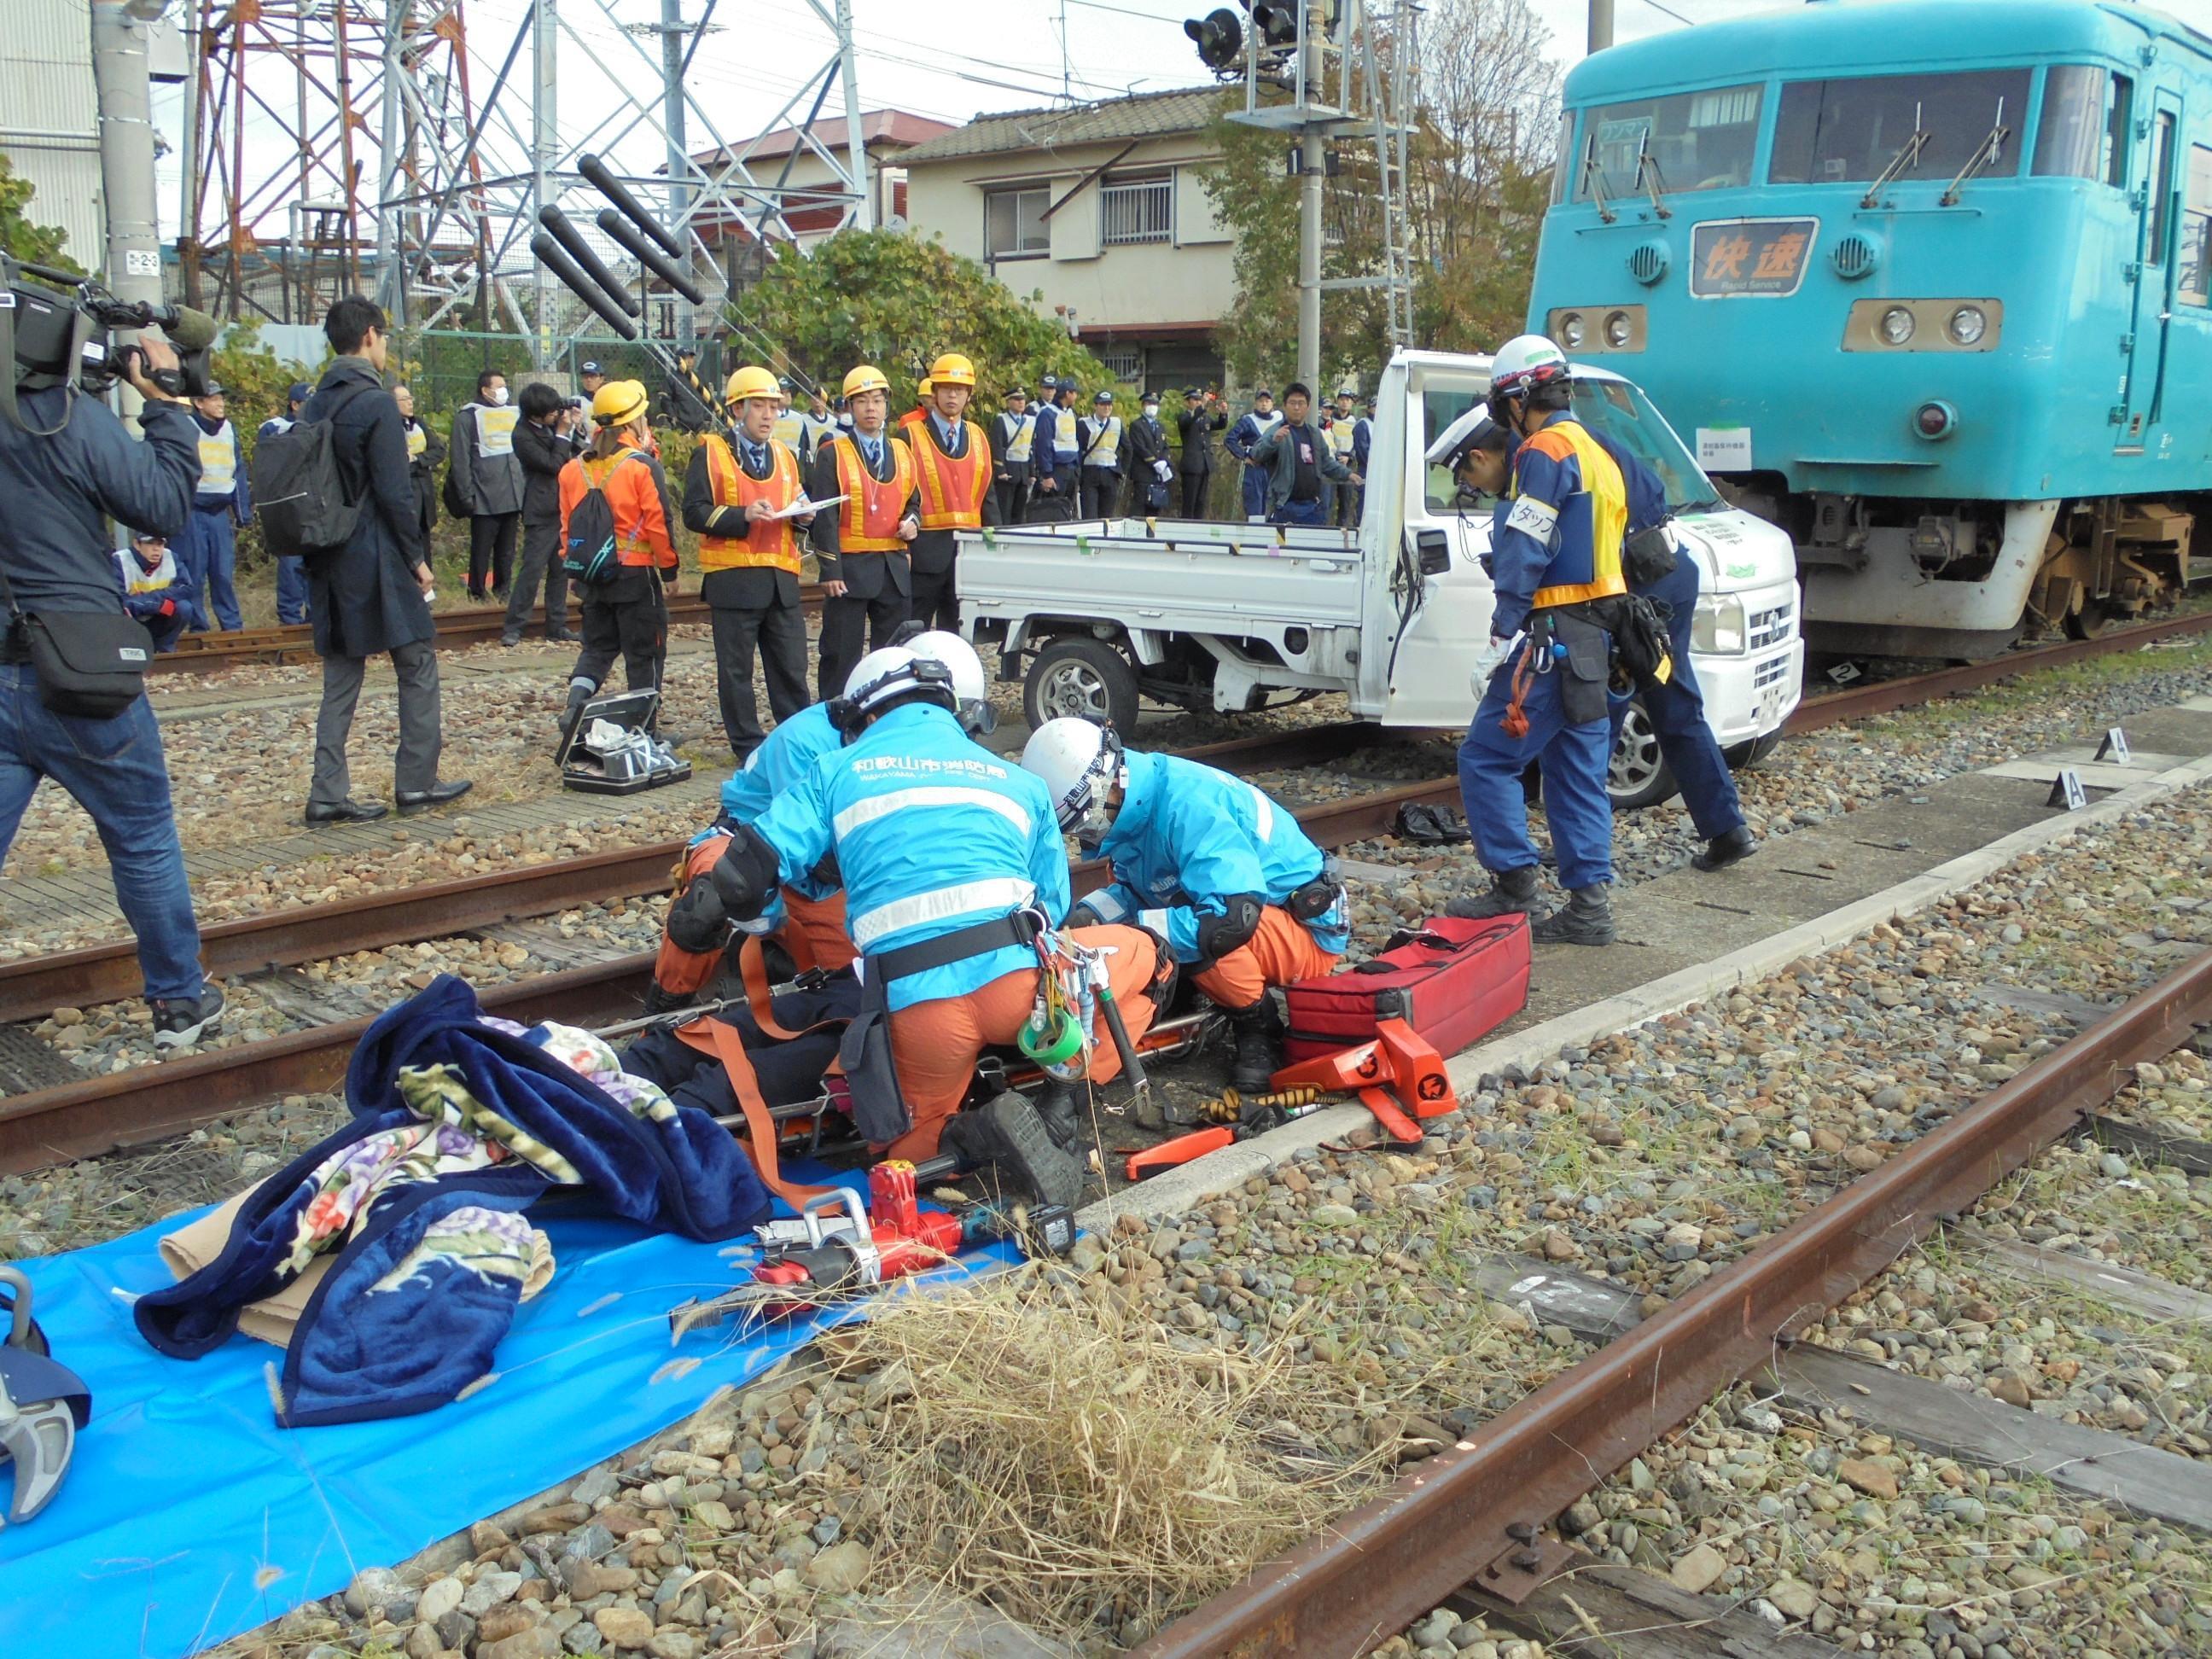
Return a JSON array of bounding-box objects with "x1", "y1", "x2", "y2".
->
[
  {"x1": 195, "y1": 421, "x2": 239, "y2": 495},
  {"x1": 698, "y1": 436, "x2": 804, "y2": 573},
  {"x1": 1511, "y1": 418, "x2": 1629, "y2": 610},
  {"x1": 1083, "y1": 416, "x2": 1123, "y2": 467},
  {"x1": 998, "y1": 410, "x2": 1036, "y2": 463}
]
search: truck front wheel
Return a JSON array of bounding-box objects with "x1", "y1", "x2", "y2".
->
[
  {"x1": 1025, "y1": 637, "x2": 1140, "y2": 734},
  {"x1": 1607, "y1": 698, "x2": 1680, "y2": 811}
]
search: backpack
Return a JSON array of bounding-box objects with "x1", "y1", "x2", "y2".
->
[
  {"x1": 441, "y1": 460, "x2": 469, "y2": 522},
  {"x1": 563, "y1": 451, "x2": 638, "y2": 584},
  {"x1": 249, "y1": 382, "x2": 369, "y2": 562}
]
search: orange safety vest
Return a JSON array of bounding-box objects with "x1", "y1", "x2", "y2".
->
[
  {"x1": 698, "y1": 435, "x2": 804, "y2": 573},
  {"x1": 829, "y1": 433, "x2": 917, "y2": 553},
  {"x1": 910, "y1": 420, "x2": 992, "y2": 531},
  {"x1": 895, "y1": 405, "x2": 928, "y2": 434}
]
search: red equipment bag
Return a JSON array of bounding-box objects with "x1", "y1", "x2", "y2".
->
[{"x1": 1284, "y1": 915, "x2": 1531, "y2": 1061}]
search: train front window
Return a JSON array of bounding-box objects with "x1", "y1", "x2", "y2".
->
[
  {"x1": 1769, "y1": 69, "x2": 2030, "y2": 186},
  {"x1": 1567, "y1": 379, "x2": 1722, "y2": 515},
  {"x1": 2033, "y1": 67, "x2": 2133, "y2": 185},
  {"x1": 1574, "y1": 84, "x2": 1762, "y2": 203}
]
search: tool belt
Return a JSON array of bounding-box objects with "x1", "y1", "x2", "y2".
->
[
  {"x1": 870, "y1": 908, "x2": 1044, "y2": 984},
  {"x1": 1518, "y1": 606, "x2": 1614, "y2": 726}
]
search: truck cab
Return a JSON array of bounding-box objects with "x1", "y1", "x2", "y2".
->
[{"x1": 959, "y1": 349, "x2": 1803, "y2": 808}]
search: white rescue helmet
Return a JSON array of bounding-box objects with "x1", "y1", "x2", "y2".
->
[
  {"x1": 1021, "y1": 717, "x2": 1126, "y2": 839},
  {"x1": 1487, "y1": 333, "x2": 1571, "y2": 399},
  {"x1": 836, "y1": 645, "x2": 958, "y2": 736},
  {"x1": 907, "y1": 630, "x2": 997, "y2": 735}
]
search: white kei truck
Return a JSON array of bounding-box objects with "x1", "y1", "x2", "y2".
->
[{"x1": 957, "y1": 349, "x2": 1803, "y2": 809}]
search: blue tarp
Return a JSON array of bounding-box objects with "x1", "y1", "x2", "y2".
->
[{"x1": 0, "y1": 1178, "x2": 1009, "y2": 1659}]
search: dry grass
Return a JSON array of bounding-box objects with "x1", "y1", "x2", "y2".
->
[{"x1": 835, "y1": 1264, "x2": 1399, "y2": 1641}]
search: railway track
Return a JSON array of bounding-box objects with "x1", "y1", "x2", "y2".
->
[{"x1": 1133, "y1": 958, "x2": 2212, "y2": 1655}]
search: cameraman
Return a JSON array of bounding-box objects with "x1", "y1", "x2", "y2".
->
[{"x1": 0, "y1": 331, "x2": 224, "y2": 1051}]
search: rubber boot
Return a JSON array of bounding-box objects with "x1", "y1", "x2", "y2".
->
[
  {"x1": 939, "y1": 1092, "x2": 1086, "y2": 1212},
  {"x1": 1224, "y1": 997, "x2": 1283, "y2": 1094},
  {"x1": 557, "y1": 681, "x2": 594, "y2": 745},
  {"x1": 1693, "y1": 824, "x2": 1757, "y2": 873},
  {"x1": 1530, "y1": 884, "x2": 1615, "y2": 946},
  {"x1": 1034, "y1": 1076, "x2": 1082, "y2": 1154},
  {"x1": 640, "y1": 981, "x2": 694, "y2": 1018},
  {"x1": 1445, "y1": 864, "x2": 1544, "y2": 921}
]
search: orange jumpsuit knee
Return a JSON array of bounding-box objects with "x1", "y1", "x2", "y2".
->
[
  {"x1": 1190, "y1": 905, "x2": 1339, "y2": 1010},
  {"x1": 882, "y1": 923, "x2": 1161, "y2": 1161},
  {"x1": 651, "y1": 835, "x2": 859, "y2": 993}
]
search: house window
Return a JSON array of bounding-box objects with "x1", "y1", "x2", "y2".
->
[
  {"x1": 1095, "y1": 346, "x2": 1142, "y2": 382},
  {"x1": 986, "y1": 187, "x2": 1049, "y2": 259},
  {"x1": 1101, "y1": 173, "x2": 1173, "y2": 245}
]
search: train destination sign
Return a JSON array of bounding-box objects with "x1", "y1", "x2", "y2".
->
[{"x1": 1690, "y1": 218, "x2": 1819, "y2": 298}]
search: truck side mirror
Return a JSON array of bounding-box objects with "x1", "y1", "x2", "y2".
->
[{"x1": 1415, "y1": 529, "x2": 1451, "y2": 576}]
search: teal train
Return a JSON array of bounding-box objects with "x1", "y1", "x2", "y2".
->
[{"x1": 1528, "y1": 0, "x2": 2210, "y2": 659}]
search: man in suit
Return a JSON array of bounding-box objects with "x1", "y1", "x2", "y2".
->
[
  {"x1": 904, "y1": 352, "x2": 1000, "y2": 631},
  {"x1": 1125, "y1": 391, "x2": 1174, "y2": 515},
  {"x1": 809, "y1": 364, "x2": 919, "y2": 699},
  {"x1": 1176, "y1": 386, "x2": 1225, "y2": 518}
]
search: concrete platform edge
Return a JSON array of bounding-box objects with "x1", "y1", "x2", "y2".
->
[{"x1": 1077, "y1": 750, "x2": 2212, "y2": 1232}]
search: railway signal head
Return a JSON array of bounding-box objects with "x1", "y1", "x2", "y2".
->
[
  {"x1": 1185, "y1": 7, "x2": 1243, "y2": 70},
  {"x1": 1250, "y1": 0, "x2": 1300, "y2": 47}
]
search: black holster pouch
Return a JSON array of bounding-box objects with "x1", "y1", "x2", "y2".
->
[
  {"x1": 1623, "y1": 521, "x2": 1679, "y2": 586},
  {"x1": 1541, "y1": 609, "x2": 1614, "y2": 726}
]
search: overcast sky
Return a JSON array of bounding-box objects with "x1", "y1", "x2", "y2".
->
[{"x1": 148, "y1": 0, "x2": 2212, "y2": 242}]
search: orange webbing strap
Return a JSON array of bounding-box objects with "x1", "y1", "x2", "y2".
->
[
  {"x1": 1500, "y1": 638, "x2": 1538, "y2": 741},
  {"x1": 737, "y1": 930, "x2": 807, "y2": 1042},
  {"x1": 672, "y1": 1015, "x2": 835, "y2": 1208}
]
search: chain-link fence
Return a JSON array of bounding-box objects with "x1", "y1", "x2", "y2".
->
[{"x1": 394, "y1": 329, "x2": 730, "y2": 420}]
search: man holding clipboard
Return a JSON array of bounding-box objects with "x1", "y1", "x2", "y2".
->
[{"x1": 683, "y1": 364, "x2": 819, "y2": 760}]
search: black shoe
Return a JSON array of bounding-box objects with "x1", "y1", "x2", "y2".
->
[
  {"x1": 641, "y1": 982, "x2": 695, "y2": 1018},
  {"x1": 1445, "y1": 865, "x2": 1544, "y2": 922},
  {"x1": 1034, "y1": 1078, "x2": 1082, "y2": 1154},
  {"x1": 1530, "y1": 885, "x2": 1615, "y2": 946},
  {"x1": 151, "y1": 987, "x2": 225, "y2": 1055},
  {"x1": 940, "y1": 1092, "x2": 1086, "y2": 1212},
  {"x1": 499, "y1": 632, "x2": 522, "y2": 649},
  {"x1": 304, "y1": 797, "x2": 389, "y2": 826},
  {"x1": 545, "y1": 627, "x2": 579, "y2": 643},
  {"x1": 1693, "y1": 825, "x2": 1757, "y2": 872},
  {"x1": 1223, "y1": 997, "x2": 1284, "y2": 1094},
  {"x1": 396, "y1": 779, "x2": 474, "y2": 816}
]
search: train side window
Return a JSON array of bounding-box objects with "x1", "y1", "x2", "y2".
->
[
  {"x1": 1551, "y1": 110, "x2": 1574, "y2": 207},
  {"x1": 2181, "y1": 145, "x2": 2212, "y2": 306},
  {"x1": 2105, "y1": 75, "x2": 2133, "y2": 186},
  {"x1": 2148, "y1": 113, "x2": 2176, "y2": 265},
  {"x1": 2034, "y1": 66, "x2": 2108, "y2": 180}
]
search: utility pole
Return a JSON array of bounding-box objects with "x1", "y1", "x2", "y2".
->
[
  {"x1": 1588, "y1": 0, "x2": 1615, "y2": 55},
  {"x1": 661, "y1": 0, "x2": 695, "y2": 351},
  {"x1": 533, "y1": 0, "x2": 560, "y2": 364},
  {"x1": 90, "y1": 0, "x2": 166, "y2": 314},
  {"x1": 1295, "y1": 4, "x2": 1324, "y2": 393}
]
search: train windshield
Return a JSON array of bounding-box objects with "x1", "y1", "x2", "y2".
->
[
  {"x1": 1568, "y1": 379, "x2": 1725, "y2": 515},
  {"x1": 1770, "y1": 68, "x2": 2029, "y2": 186},
  {"x1": 1573, "y1": 84, "x2": 1763, "y2": 202}
]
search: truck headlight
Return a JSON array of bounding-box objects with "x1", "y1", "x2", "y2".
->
[{"x1": 1692, "y1": 593, "x2": 1747, "y2": 655}]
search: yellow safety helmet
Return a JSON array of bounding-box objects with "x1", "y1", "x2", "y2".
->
[
  {"x1": 725, "y1": 364, "x2": 779, "y2": 404},
  {"x1": 916, "y1": 377, "x2": 934, "y2": 400},
  {"x1": 591, "y1": 379, "x2": 650, "y2": 428},
  {"x1": 842, "y1": 364, "x2": 890, "y2": 399},
  {"x1": 928, "y1": 352, "x2": 976, "y2": 388}
]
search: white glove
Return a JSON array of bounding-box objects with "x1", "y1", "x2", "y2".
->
[
  {"x1": 1469, "y1": 632, "x2": 1521, "y2": 694},
  {"x1": 1153, "y1": 458, "x2": 1173, "y2": 482}
]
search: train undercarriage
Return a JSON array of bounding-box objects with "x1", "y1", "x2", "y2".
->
[{"x1": 1720, "y1": 482, "x2": 2210, "y2": 661}]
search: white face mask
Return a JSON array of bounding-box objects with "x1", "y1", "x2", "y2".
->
[
  {"x1": 490, "y1": 386, "x2": 509, "y2": 406},
  {"x1": 1143, "y1": 404, "x2": 1159, "y2": 418}
]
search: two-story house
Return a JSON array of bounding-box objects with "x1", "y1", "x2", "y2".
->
[{"x1": 898, "y1": 86, "x2": 1235, "y2": 393}]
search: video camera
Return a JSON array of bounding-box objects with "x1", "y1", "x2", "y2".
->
[{"x1": 3, "y1": 255, "x2": 219, "y2": 431}]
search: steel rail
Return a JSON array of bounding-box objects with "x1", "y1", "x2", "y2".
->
[
  {"x1": 0, "y1": 768, "x2": 1459, "y2": 1177},
  {"x1": 1785, "y1": 608, "x2": 2212, "y2": 734},
  {"x1": 0, "y1": 724, "x2": 1381, "y2": 1027},
  {"x1": 1137, "y1": 946, "x2": 2212, "y2": 1659}
]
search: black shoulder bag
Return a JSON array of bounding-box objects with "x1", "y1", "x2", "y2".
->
[{"x1": 0, "y1": 561, "x2": 154, "y2": 719}]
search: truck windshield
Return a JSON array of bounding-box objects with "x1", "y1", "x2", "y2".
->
[
  {"x1": 1769, "y1": 68, "x2": 2029, "y2": 186},
  {"x1": 1574, "y1": 84, "x2": 1763, "y2": 202},
  {"x1": 1568, "y1": 378, "x2": 1725, "y2": 515}
]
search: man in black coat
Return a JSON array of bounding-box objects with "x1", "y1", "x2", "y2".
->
[
  {"x1": 809, "y1": 365, "x2": 919, "y2": 700},
  {"x1": 1125, "y1": 391, "x2": 1173, "y2": 515},
  {"x1": 300, "y1": 296, "x2": 470, "y2": 826},
  {"x1": 504, "y1": 381, "x2": 581, "y2": 646},
  {"x1": 1176, "y1": 386, "x2": 1225, "y2": 518}
]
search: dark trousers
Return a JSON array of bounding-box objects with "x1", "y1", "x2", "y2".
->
[
  {"x1": 1180, "y1": 470, "x2": 1210, "y2": 518},
  {"x1": 1271, "y1": 498, "x2": 1326, "y2": 527},
  {"x1": 911, "y1": 564, "x2": 958, "y2": 632},
  {"x1": 818, "y1": 585, "x2": 908, "y2": 701},
  {"x1": 468, "y1": 512, "x2": 518, "y2": 598},
  {"x1": 311, "y1": 639, "x2": 443, "y2": 809},
  {"x1": 1080, "y1": 469, "x2": 1121, "y2": 518},
  {"x1": 993, "y1": 469, "x2": 1030, "y2": 524},
  {"x1": 503, "y1": 514, "x2": 570, "y2": 639},
  {"x1": 710, "y1": 599, "x2": 811, "y2": 757},
  {"x1": 572, "y1": 567, "x2": 667, "y2": 707},
  {"x1": 1609, "y1": 560, "x2": 1746, "y2": 841}
]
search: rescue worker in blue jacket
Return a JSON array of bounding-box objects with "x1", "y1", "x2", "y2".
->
[
  {"x1": 1445, "y1": 410, "x2": 1757, "y2": 877},
  {"x1": 1224, "y1": 388, "x2": 1283, "y2": 522},
  {"x1": 1022, "y1": 719, "x2": 1346, "y2": 1092},
  {"x1": 1444, "y1": 335, "x2": 1626, "y2": 946},
  {"x1": 698, "y1": 642, "x2": 1166, "y2": 1204},
  {"x1": 182, "y1": 381, "x2": 249, "y2": 631}
]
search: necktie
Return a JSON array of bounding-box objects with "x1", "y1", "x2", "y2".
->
[
  {"x1": 864, "y1": 437, "x2": 882, "y2": 470},
  {"x1": 742, "y1": 440, "x2": 766, "y2": 473}
]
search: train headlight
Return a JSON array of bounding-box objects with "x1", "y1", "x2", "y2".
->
[
  {"x1": 1604, "y1": 310, "x2": 1633, "y2": 348},
  {"x1": 1947, "y1": 305, "x2": 1987, "y2": 346},
  {"x1": 1879, "y1": 306, "x2": 1917, "y2": 346},
  {"x1": 1558, "y1": 312, "x2": 1586, "y2": 349},
  {"x1": 1692, "y1": 593, "x2": 1748, "y2": 656}
]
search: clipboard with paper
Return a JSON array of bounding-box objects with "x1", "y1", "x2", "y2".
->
[{"x1": 769, "y1": 493, "x2": 846, "y2": 521}]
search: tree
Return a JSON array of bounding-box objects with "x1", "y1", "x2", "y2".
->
[
  {"x1": 730, "y1": 229, "x2": 1115, "y2": 412},
  {"x1": 0, "y1": 154, "x2": 75, "y2": 271}
]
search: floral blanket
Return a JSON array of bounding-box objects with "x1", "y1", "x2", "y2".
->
[{"x1": 134, "y1": 975, "x2": 769, "y2": 1425}]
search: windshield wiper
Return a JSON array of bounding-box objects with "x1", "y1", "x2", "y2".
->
[
  {"x1": 1941, "y1": 99, "x2": 2010, "y2": 207},
  {"x1": 1635, "y1": 137, "x2": 1674, "y2": 220},
  {"x1": 1859, "y1": 103, "x2": 1930, "y2": 209},
  {"x1": 1580, "y1": 139, "x2": 1619, "y2": 225}
]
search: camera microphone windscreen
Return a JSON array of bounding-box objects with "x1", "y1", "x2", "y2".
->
[{"x1": 161, "y1": 306, "x2": 219, "y2": 353}]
